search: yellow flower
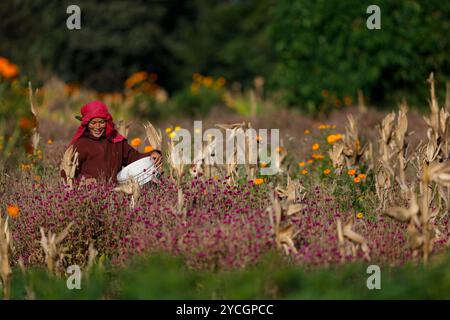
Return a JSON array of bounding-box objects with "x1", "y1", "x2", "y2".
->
[
  {"x1": 174, "y1": 126, "x2": 181, "y2": 131},
  {"x1": 165, "y1": 127, "x2": 173, "y2": 133},
  {"x1": 169, "y1": 132, "x2": 176, "y2": 139},
  {"x1": 312, "y1": 143, "x2": 319, "y2": 150},
  {"x1": 307, "y1": 159, "x2": 314, "y2": 164},
  {"x1": 47, "y1": 139, "x2": 53, "y2": 145},
  {"x1": 347, "y1": 169, "x2": 356, "y2": 176},
  {"x1": 356, "y1": 212, "x2": 363, "y2": 219},
  {"x1": 354, "y1": 177, "x2": 361, "y2": 183},
  {"x1": 144, "y1": 145, "x2": 154, "y2": 153},
  {"x1": 254, "y1": 178, "x2": 264, "y2": 185},
  {"x1": 304, "y1": 129, "x2": 310, "y2": 135},
  {"x1": 260, "y1": 162, "x2": 267, "y2": 168},
  {"x1": 358, "y1": 173, "x2": 366, "y2": 179},
  {"x1": 130, "y1": 138, "x2": 142, "y2": 147},
  {"x1": 301, "y1": 169, "x2": 308, "y2": 175},
  {"x1": 323, "y1": 169, "x2": 331, "y2": 175},
  {"x1": 7, "y1": 204, "x2": 20, "y2": 218},
  {"x1": 33, "y1": 175, "x2": 41, "y2": 182},
  {"x1": 298, "y1": 161, "x2": 306, "y2": 167}
]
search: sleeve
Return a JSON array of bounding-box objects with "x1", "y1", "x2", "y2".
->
[{"x1": 122, "y1": 141, "x2": 161, "y2": 167}]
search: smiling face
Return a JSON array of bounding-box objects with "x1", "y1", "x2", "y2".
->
[{"x1": 88, "y1": 117, "x2": 107, "y2": 138}]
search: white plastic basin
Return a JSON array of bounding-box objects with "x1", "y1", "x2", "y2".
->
[{"x1": 117, "y1": 156, "x2": 158, "y2": 186}]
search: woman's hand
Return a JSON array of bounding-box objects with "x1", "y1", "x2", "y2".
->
[{"x1": 150, "y1": 150, "x2": 163, "y2": 172}]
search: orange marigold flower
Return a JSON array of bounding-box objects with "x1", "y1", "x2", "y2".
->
[
  {"x1": 7, "y1": 204, "x2": 20, "y2": 218},
  {"x1": 356, "y1": 212, "x2": 363, "y2": 219},
  {"x1": 347, "y1": 169, "x2": 356, "y2": 176},
  {"x1": 19, "y1": 117, "x2": 33, "y2": 130},
  {"x1": 354, "y1": 177, "x2": 361, "y2": 183},
  {"x1": 344, "y1": 96, "x2": 353, "y2": 107},
  {"x1": 254, "y1": 178, "x2": 264, "y2": 185},
  {"x1": 323, "y1": 169, "x2": 331, "y2": 175},
  {"x1": 144, "y1": 145, "x2": 154, "y2": 153},
  {"x1": 203, "y1": 76, "x2": 214, "y2": 87},
  {"x1": 124, "y1": 71, "x2": 148, "y2": 89},
  {"x1": 260, "y1": 162, "x2": 267, "y2": 168},
  {"x1": 20, "y1": 163, "x2": 32, "y2": 171},
  {"x1": 193, "y1": 73, "x2": 202, "y2": 83},
  {"x1": 47, "y1": 139, "x2": 53, "y2": 145},
  {"x1": 327, "y1": 134, "x2": 343, "y2": 144},
  {"x1": 301, "y1": 169, "x2": 308, "y2": 175},
  {"x1": 130, "y1": 138, "x2": 142, "y2": 147},
  {"x1": 304, "y1": 129, "x2": 310, "y2": 135},
  {"x1": 312, "y1": 154, "x2": 324, "y2": 160},
  {"x1": 307, "y1": 159, "x2": 314, "y2": 164},
  {"x1": 358, "y1": 173, "x2": 366, "y2": 179},
  {"x1": 312, "y1": 143, "x2": 319, "y2": 150},
  {"x1": 298, "y1": 161, "x2": 306, "y2": 167}
]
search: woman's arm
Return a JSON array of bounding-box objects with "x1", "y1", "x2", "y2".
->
[{"x1": 123, "y1": 142, "x2": 162, "y2": 166}]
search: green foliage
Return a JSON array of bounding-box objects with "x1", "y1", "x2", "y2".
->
[
  {"x1": 4, "y1": 250, "x2": 450, "y2": 299},
  {"x1": 170, "y1": 86, "x2": 223, "y2": 118},
  {"x1": 271, "y1": 0, "x2": 450, "y2": 114},
  {"x1": 166, "y1": 0, "x2": 275, "y2": 91}
]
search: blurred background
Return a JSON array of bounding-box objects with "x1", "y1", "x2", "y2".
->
[{"x1": 0, "y1": 0, "x2": 449, "y2": 167}]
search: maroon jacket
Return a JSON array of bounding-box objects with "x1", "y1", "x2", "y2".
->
[{"x1": 61, "y1": 130, "x2": 159, "y2": 184}]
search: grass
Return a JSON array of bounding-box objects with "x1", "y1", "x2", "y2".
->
[{"x1": 3, "y1": 250, "x2": 450, "y2": 299}]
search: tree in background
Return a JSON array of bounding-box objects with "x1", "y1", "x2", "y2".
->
[{"x1": 271, "y1": 0, "x2": 450, "y2": 113}]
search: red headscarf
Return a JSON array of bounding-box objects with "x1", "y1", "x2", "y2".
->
[{"x1": 68, "y1": 101, "x2": 125, "y2": 146}]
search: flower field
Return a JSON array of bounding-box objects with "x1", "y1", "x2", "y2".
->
[{"x1": 1, "y1": 59, "x2": 450, "y2": 299}]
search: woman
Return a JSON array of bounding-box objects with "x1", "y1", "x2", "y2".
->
[{"x1": 61, "y1": 100, "x2": 162, "y2": 185}]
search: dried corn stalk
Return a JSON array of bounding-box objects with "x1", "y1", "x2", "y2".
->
[
  {"x1": 143, "y1": 121, "x2": 162, "y2": 150},
  {"x1": 60, "y1": 145, "x2": 79, "y2": 189},
  {"x1": 167, "y1": 138, "x2": 185, "y2": 185},
  {"x1": 0, "y1": 215, "x2": 12, "y2": 299},
  {"x1": 40, "y1": 222, "x2": 74, "y2": 276},
  {"x1": 267, "y1": 189, "x2": 304, "y2": 255},
  {"x1": 336, "y1": 217, "x2": 370, "y2": 261},
  {"x1": 384, "y1": 161, "x2": 450, "y2": 264},
  {"x1": 113, "y1": 177, "x2": 141, "y2": 209}
]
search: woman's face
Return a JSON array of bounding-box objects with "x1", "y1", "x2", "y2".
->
[{"x1": 88, "y1": 117, "x2": 106, "y2": 138}]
